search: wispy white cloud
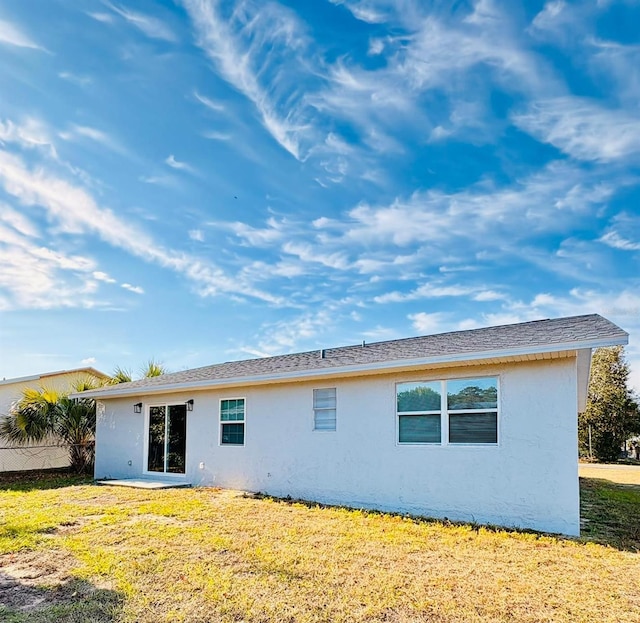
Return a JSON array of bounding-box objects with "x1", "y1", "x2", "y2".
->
[
  {"x1": 58, "y1": 71, "x2": 92, "y2": 86},
  {"x1": 202, "y1": 130, "x2": 231, "y2": 141},
  {"x1": 0, "y1": 118, "x2": 57, "y2": 157},
  {"x1": 328, "y1": 0, "x2": 400, "y2": 24},
  {"x1": 92, "y1": 271, "x2": 116, "y2": 283},
  {"x1": 217, "y1": 217, "x2": 287, "y2": 247},
  {"x1": 121, "y1": 282, "x2": 144, "y2": 294},
  {"x1": 213, "y1": 159, "x2": 617, "y2": 285},
  {"x1": 513, "y1": 97, "x2": 640, "y2": 162},
  {"x1": 87, "y1": 12, "x2": 115, "y2": 24},
  {"x1": 189, "y1": 229, "x2": 205, "y2": 242},
  {"x1": 0, "y1": 144, "x2": 283, "y2": 306},
  {"x1": 104, "y1": 2, "x2": 177, "y2": 42},
  {"x1": 59, "y1": 124, "x2": 128, "y2": 155},
  {"x1": 589, "y1": 38, "x2": 640, "y2": 103},
  {"x1": 0, "y1": 216, "x2": 98, "y2": 311},
  {"x1": 193, "y1": 91, "x2": 225, "y2": 112},
  {"x1": 0, "y1": 18, "x2": 44, "y2": 50},
  {"x1": 182, "y1": 0, "x2": 317, "y2": 160},
  {"x1": 0, "y1": 204, "x2": 40, "y2": 237},
  {"x1": 239, "y1": 308, "x2": 338, "y2": 356},
  {"x1": 408, "y1": 311, "x2": 453, "y2": 335},
  {"x1": 139, "y1": 174, "x2": 176, "y2": 187},
  {"x1": 81, "y1": 357, "x2": 97, "y2": 365},
  {"x1": 529, "y1": 0, "x2": 573, "y2": 41},
  {"x1": 165, "y1": 154, "x2": 194, "y2": 172},
  {"x1": 374, "y1": 282, "x2": 505, "y2": 304},
  {"x1": 600, "y1": 213, "x2": 640, "y2": 251}
]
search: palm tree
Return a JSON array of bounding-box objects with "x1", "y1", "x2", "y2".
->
[
  {"x1": 109, "y1": 359, "x2": 167, "y2": 384},
  {"x1": 0, "y1": 378, "x2": 101, "y2": 473},
  {"x1": 140, "y1": 359, "x2": 167, "y2": 378},
  {"x1": 110, "y1": 366, "x2": 133, "y2": 384},
  {"x1": 0, "y1": 362, "x2": 170, "y2": 473}
]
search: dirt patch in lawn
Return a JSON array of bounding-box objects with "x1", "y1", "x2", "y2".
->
[
  {"x1": 0, "y1": 548, "x2": 121, "y2": 623},
  {"x1": 0, "y1": 549, "x2": 77, "y2": 611}
]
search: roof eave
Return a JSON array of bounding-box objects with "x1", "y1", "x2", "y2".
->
[
  {"x1": 72, "y1": 334, "x2": 628, "y2": 400},
  {"x1": 1, "y1": 366, "x2": 110, "y2": 387}
]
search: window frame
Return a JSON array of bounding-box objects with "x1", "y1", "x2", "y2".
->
[
  {"x1": 143, "y1": 402, "x2": 188, "y2": 477},
  {"x1": 313, "y1": 387, "x2": 337, "y2": 432},
  {"x1": 396, "y1": 380, "x2": 443, "y2": 445},
  {"x1": 396, "y1": 376, "x2": 499, "y2": 447},
  {"x1": 219, "y1": 397, "x2": 246, "y2": 446}
]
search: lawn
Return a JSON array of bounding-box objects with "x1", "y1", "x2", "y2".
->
[{"x1": 1, "y1": 470, "x2": 639, "y2": 623}]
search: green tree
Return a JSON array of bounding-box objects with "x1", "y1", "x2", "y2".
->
[
  {"x1": 0, "y1": 361, "x2": 170, "y2": 473},
  {"x1": 0, "y1": 378, "x2": 101, "y2": 473},
  {"x1": 579, "y1": 346, "x2": 640, "y2": 462}
]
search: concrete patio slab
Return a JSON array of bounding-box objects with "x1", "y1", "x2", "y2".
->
[{"x1": 96, "y1": 479, "x2": 191, "y2": 489}]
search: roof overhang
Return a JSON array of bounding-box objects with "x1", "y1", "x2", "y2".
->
[
  {"x1": 1, "y1": 367, "x2": 110, "y2": 387},
  {"x1": 72, "y1": 335, "x2": 627, "y2": 400}
]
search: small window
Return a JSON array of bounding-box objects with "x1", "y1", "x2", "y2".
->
[
  {"x1": 220, "y1": 398, "x2": 245, "y2": 445},
  {"x1": 313, "y1": 388, "x2": 336, "y2": 431},
  {"x1": 397, "y1": 382, "x2": 441, "y2": 443}
]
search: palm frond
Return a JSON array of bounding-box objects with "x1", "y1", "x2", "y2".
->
[
  {"x1": 141, "y1": 359, "x2": 167, "y2": 378},
  {"x1": 72, "y1": 375, "x2": 107, "y2": 393},
  {"x1": 110, "y1": 366, "x2": 133, "y2": 384}
]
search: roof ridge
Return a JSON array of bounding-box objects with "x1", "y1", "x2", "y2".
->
[{"x1": 73, "y1": 314, "x2": 627, "y2": 398}]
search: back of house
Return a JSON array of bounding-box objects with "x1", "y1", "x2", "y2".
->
[{"x1": 77, "y1": 314, "x2": 628, "y2": 536}]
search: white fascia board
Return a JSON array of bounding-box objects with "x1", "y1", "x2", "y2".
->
[
  {"x1": 72, "y1": 334, "x2": 628, "y2": 400},
  {"x1": 0, "y1": 373, "x2": 42, "y2": 386},
  {"x1": 0, "y1": 367, "x2": 109, "y2": 387}
]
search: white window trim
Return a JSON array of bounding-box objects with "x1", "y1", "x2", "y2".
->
[
  {"x1": 313, "y1": 387, "x2": 337, "y2": 432},
  {"x1": 142, "y1": 402, "x2": 188, "y2": 477},
  {"x1": 219, "y1": 397, "x2": 246, "y2": 446},
  {"x1": 396, "y1": 376, "x2": 500, "y2": 447}
]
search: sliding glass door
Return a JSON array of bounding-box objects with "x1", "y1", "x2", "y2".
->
[{"x1": 147, "y1": 404, "x2": 187, "y2": 474}]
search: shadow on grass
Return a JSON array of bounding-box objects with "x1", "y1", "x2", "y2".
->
[
  {"x1": 579, "y1": 477, "x2": 640, "y2": 552},
  {"x1": 251, "y1": 478, "x2": 640, "y2": 553},
  {"x1": 0, "y1": 470, "x2": 93, "y2": 493},
  {"x1": 0, "y1": 575, "x2": 123, "y2": 623}
]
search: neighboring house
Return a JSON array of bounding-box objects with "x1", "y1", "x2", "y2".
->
[
  {"x1": 77, "y1": 315, "x2": 627, "y2": 536},
  {"x1": 0, "y1": 367, "x2": 109, "y2": 472}
]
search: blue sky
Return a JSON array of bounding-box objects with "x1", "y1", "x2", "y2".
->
[{"x1": 1, "y1": 0, "x2": 639, "y2": 389}]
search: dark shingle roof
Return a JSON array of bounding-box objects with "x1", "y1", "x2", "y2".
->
[{"x1": 79, "y1": 314, "x2": 626, "y2": 397}]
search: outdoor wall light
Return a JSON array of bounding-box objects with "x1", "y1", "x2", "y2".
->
[
  {"x1": 133, "y1": 402, "x2": 142, "y2": 414},
  {"x1": 186, "y1": 399, "x2": 194, "y2": 411}
]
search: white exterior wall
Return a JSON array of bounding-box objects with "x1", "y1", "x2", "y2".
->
[{"x1": 95, "y1": 358, "x2": 580, "y2": 535}]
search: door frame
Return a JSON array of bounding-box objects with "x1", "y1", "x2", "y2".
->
[{"x1": 142, "y1": 402, "x2": 188, "y2": 477}]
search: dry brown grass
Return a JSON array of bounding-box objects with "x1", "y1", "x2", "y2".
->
[
  {"x1": 579, "y1": 463, "x2": 640, "y2": 485},
  {"x1": 1, "y1": 472, "x2": 639, "y2": 622}
]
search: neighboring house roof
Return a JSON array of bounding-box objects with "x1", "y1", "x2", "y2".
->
[
  {"x1": 75, "y1": 314, "x2": 627, "y2": 400},
  {"x1": 0, "y1": 367, "x2": 110, "y2": 387}
]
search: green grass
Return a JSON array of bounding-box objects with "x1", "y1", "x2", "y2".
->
[
  {"x1": 0, "y1": 471, "x2": 639, "y2": 622},
  {"x1": 580, "y1": 478, "x2": 640, "y2": 550}
]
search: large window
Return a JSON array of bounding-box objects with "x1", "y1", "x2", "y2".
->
[
  {"x1": 220, "y1": 398, "x2": 245, "y2": 445},
  {"x1": 147, "y1": 404, "x2": 187, "y2": 474},
  {"x1": 397, "y1": 377, "x2": 498, "y2": 445},
  {"x1": 313, "y1": 388, "x2": 336, "y2": 431}
]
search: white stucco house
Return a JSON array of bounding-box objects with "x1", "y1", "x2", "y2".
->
[
  {"x1": 77, "y1": 314, "x2": 628, "y2": 536},
  {"x1": 0, "y1": 367, "x2": 109, "y2": 472}
]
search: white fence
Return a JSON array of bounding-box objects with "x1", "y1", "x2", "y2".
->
[{"x1": 0, "y1": 444, "x2": 70, "y2": 472}]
